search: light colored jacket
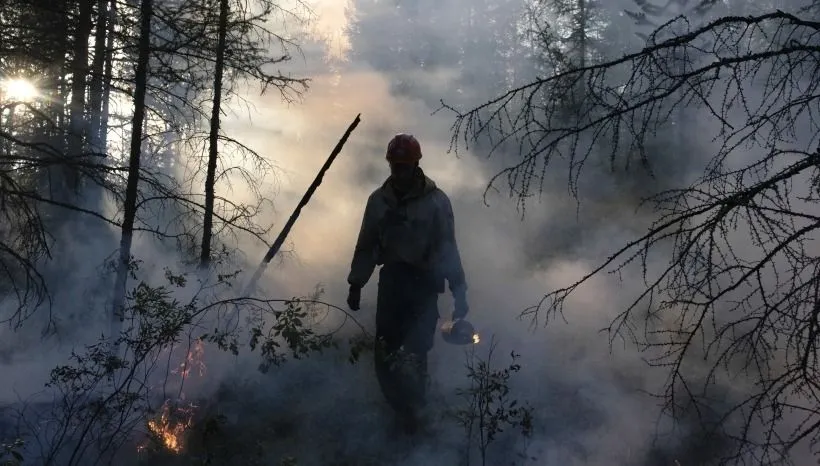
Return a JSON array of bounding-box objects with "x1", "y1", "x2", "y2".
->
[{"x1": 347, "y1": 170, "x2": 466, "y2": 294}]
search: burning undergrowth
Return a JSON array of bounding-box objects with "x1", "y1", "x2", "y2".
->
[
  {"x1": 0, "y1": 259, "x2": 534, "y2": 465},
  {"x1": 139, "y1": 400, "x2": 197, "y2": 455},
  {"x1": 128, "y1": 333, "x2": 534, "y2": 466},
  {"x1": 137, "y1": 340, "x2": 206, "y2": 456},
  {"x1": 0, "y1": 260, "x2": 733, "y2": 466},
  {"x1": 0, "y1": 265, "x2": 382, "y2": 466},
  {"x1": 2, "y1": 260, "x2": 709, "y2": 466}
]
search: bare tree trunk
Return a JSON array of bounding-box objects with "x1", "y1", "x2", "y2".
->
[
  {"x1": 111, "y1": 0, "x2": 152, "y2": 339},
  {"x1": 199, "y1": 0, "x2": 229, "y2": 269},
  {"x1": 67, "y1": 0, "x2": 92, "y2": 194},
  {"x1": 241, "y1": 114, "x2": 361, "y2": 296},
  {"x1": 99, "y1": 0, "x2": 116, "y2": 153},
  {"x1": 574, "y1": 0, "x2": 587, "y2": 114},
  {"x1": 87, "y1": 0, "x2": 109, "y2": 152},
  {"x1": 578, "y1": 0, "x2": 586, "y2": 69}
]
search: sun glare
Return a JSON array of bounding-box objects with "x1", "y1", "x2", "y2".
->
[{"x1": 1, "y1": 78, "x2": 39, "y2": 102}]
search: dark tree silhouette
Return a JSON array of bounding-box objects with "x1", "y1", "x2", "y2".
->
[
  {"x1": 199, "y1": 0, "x2": 229, "y2": 270},
  {"x1": 110, "y1": 0, "x2": 154, "y2": 340},
  {"x1": 446, "y1": 9, "x2": 820, "y2": 464}
]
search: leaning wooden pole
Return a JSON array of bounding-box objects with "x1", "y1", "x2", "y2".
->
[{"x1": 241, "y1": 113, "x2": 362, "y2": 297}]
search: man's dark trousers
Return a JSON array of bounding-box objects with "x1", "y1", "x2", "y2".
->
[{"x1": 374, "y1": 262, "x2": 440, "y2": 421}]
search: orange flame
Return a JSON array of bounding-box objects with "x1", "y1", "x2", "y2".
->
[
  {"x1": 139, "y1": 339, "x2": 206, "y2": 454},
  {"x1": 172, "y1": 339, "x2": 206, "y2": 380},
  {"x1": 141, "y1": 401, "x2": 195, "y2": 453}
]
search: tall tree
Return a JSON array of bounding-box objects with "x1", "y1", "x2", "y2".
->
[
  {"x1": 0, "y1": 0, "x2": 78, "y2": 323},
  {"x1": 624, "y1": 0, "x2": 722, "y2": 152},
  {"x1": 548, "y1": 0, "x2": 601, "y2": 68},
  {"x1": 67, "y1": 0, "x2": 93, "y2": 178},
  {"x1": 111, "y1": 0, "x2": 153, "y2": 337},
  {"x1": 87, "y1": 0, "x2": 112, "y2": 154},
  {"x1": 97, "y1": 0, "x2": 116, "y2": 155},
  {"x1": 524, "y1": 0, "x2": 610, "y2": 69},
  {"x1": 199, "y1": 0, "x2": 229, "y2": 269}
]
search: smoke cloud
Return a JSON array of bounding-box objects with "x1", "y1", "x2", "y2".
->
[
  {"x1": 207, "y1": 1, "x2": 693, "y2": 464},
  {"x1": 3, "y1": 0, "x2": 815, "y2": 464}
]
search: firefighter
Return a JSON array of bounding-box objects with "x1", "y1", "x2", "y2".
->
[{"x1": 346, "y1": 133, "x2": 469, "y2": 432}]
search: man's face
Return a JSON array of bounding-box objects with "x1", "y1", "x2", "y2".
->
[{"x1": 389, "y1": 162, "x2": 416, "y2": 191}]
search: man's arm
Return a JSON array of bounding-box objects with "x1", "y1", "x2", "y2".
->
[{"x1": 347, "y1": 194, "x2": 380, "y2": 289}]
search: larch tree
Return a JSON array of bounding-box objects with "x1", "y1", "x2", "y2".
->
[{"x1": 446, "y1": 4, "x2": 820, "y2": 464}]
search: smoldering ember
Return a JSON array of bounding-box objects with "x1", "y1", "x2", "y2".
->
[{"x1": 0, "y1": 0, "x2": 819, "y2": 465}]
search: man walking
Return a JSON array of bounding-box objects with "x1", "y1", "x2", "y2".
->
[{"x1": 346, "y1": 133, "x2": 469, "y2": 432}]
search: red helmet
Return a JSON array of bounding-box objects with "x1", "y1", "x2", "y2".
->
[{"x1": 386, "y1": 133, "x2": 422, "y2": 164}]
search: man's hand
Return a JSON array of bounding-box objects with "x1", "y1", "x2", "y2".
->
[
  {"x1": 452, "y1": 289, "x2": 469, "y2": 320},
  {"x1": 347, "y1": 285, "x2": 361, "y2": 311}
]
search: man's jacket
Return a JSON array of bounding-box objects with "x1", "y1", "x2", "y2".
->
[{"x1": 347, "y1": 170, "x2": 466, "y2": 294}]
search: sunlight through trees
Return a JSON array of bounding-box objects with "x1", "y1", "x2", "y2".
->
[{"x1": 0, "y1": 77, "x2": 38, "y2": 102}]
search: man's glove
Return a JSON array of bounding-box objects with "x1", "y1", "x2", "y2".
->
[
  {"x1": 347, "y1": 285, "x2": 361, "y2": 311},
  {"x1": 452, "y1": 288, "x2": 469, "y2": 320}
]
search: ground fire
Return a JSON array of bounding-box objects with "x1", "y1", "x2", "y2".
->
[
  {"x1": 139, "y1": 339, "x2": 206, "y2": 454},
  {"x1": 142, "y1": 401, "x2": 196, "y2": 453}
]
